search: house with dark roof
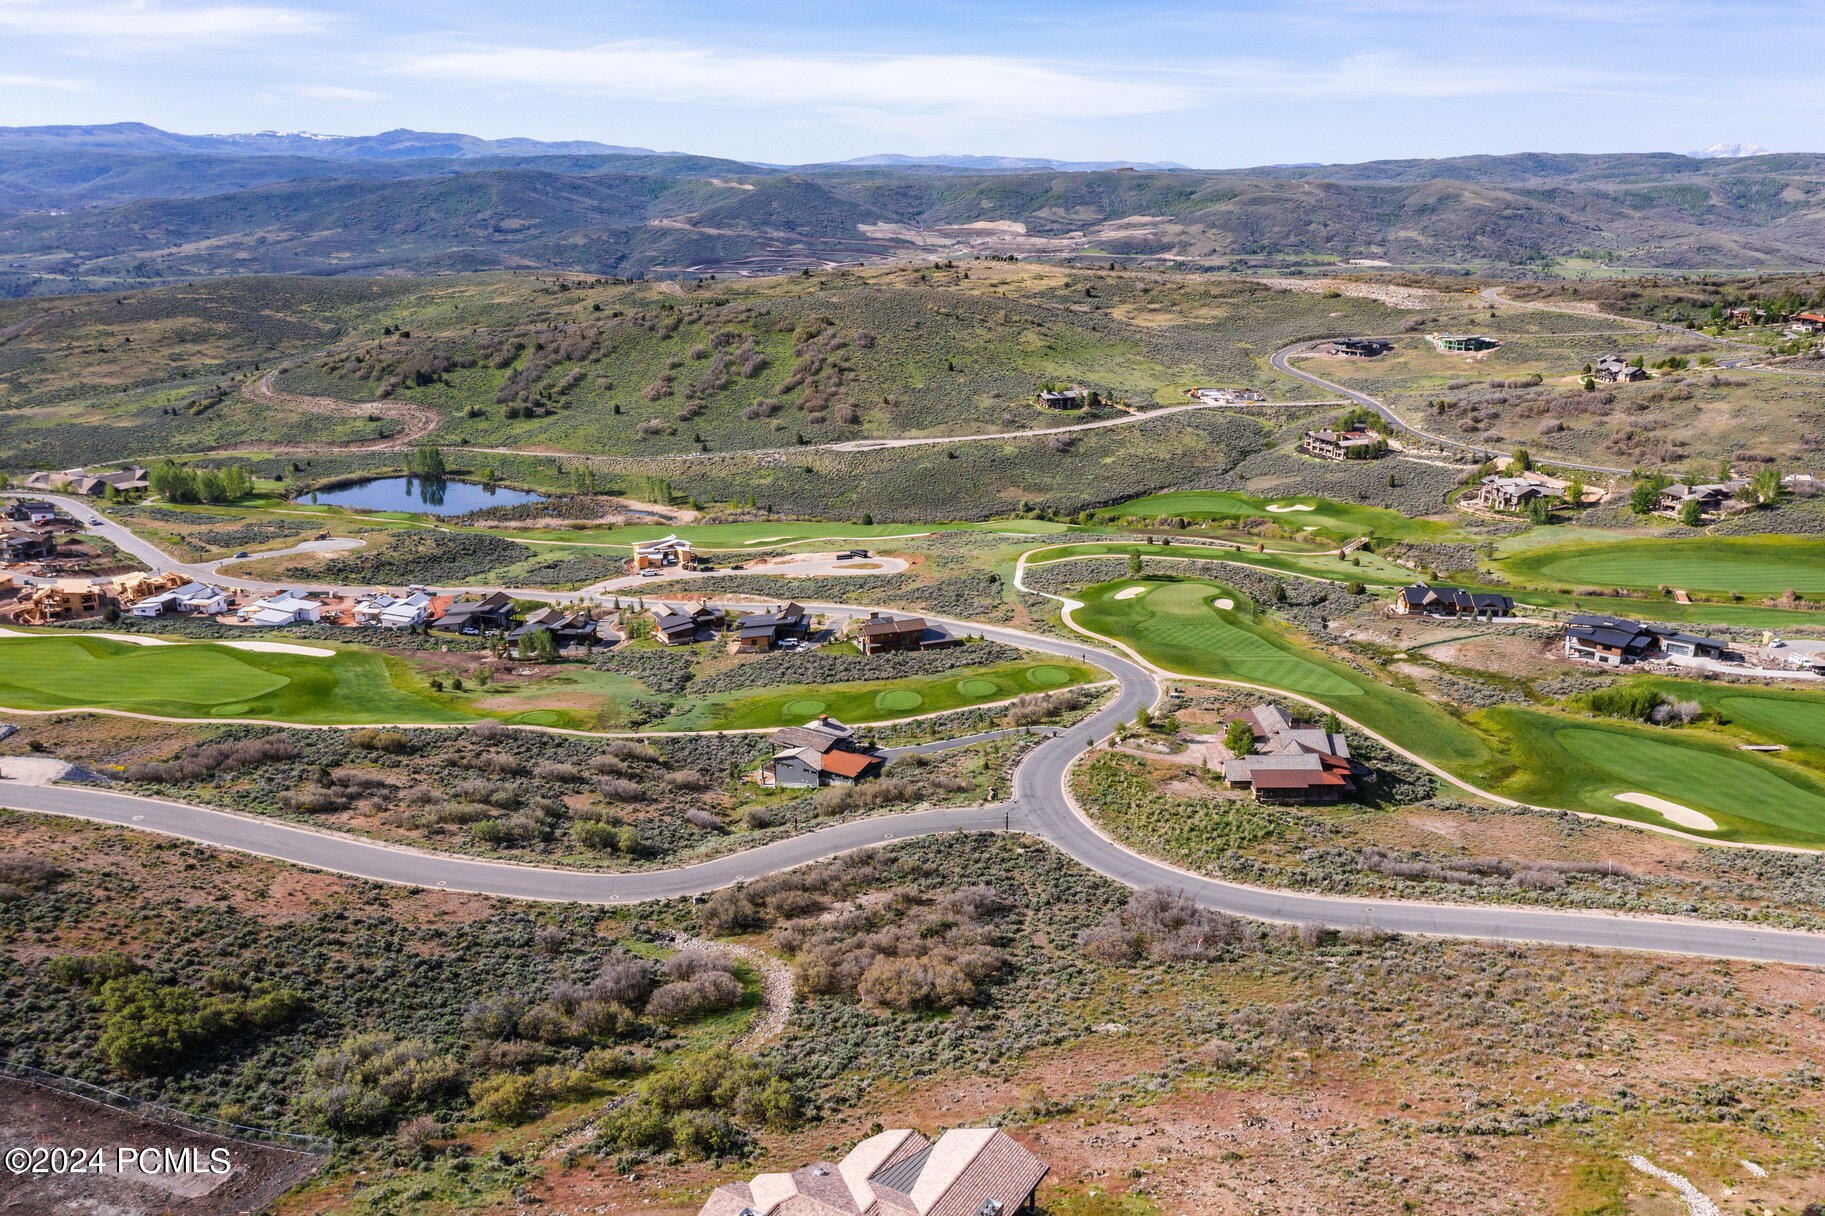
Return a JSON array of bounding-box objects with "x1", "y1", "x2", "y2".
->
[
  {"x1": 1221, "y1": 703, "x2": 1366, "y2": 805},
  {"x1": 1391, "y1": 583, "x2": 1514, "y2": 619},
  {"x1": 761, "y1": 717, "x2": 885, "y2": 789},
  {"x1": 1656, "y1": 480, "x2": 1748, "y2": 518},
  {"x1": 1436, "y1": 333, "x2": 1499, "y2": 352},
  {"x1": 1593, "y1": 355, "x2": 1648, "y2": 384},
  {"x1": 5, "y1": 501, "x2": 57, "y2": 526},
  {"x1": 856, "y1": 612, "x2": 930, "y2": 654},
  {"x1": 1037, "y1": 386, "x2": 1094, "y2": 410},
  {"x1": 1563, "y1": 614, "x2": 1658, "y2": 666},
  {"x1": 509, "y1": 606, "x2": 598, "y2": 652},
  {"x1": 431, "y1": 591, "x2": 519, "y2": 635},
  {"x1": 734, "y1": 602, "x2": 810, "y2": 651},
  {"x1": 1319, "y1": 338, "x2": 1392, "y2": 358},
  {"x1": 652, "y1": 600, "x2": 725, "y2": 645},
  {"x1": 1474, "y1": 475, "x2": 1551, "y2": 512},
  {"x1": 697, "y1": 1126, "x2": 1047, "y2": 1216},
  {"x1": 1, "y1": 528, "x2": 55, "y2": 562},
  {"x1": 1660, "y1": 631, "x2": 1728, "y2": 660}
]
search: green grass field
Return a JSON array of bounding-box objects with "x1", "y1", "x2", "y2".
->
[
  {"x1": 1101, "y1": 490, "x2": 1454, "y2": 542},
  {"x1": 0, "y1": 635, "x2": 474, "y2": 725},
  {"x1": 1064, "y1": 575, "x2": 1825, "y2": 845},
  {"x1": 1498, "y1": 535, "x2": 1825, "y2": 595},
  {"x1": 652, "y1": 659, "x2": 1098, "y2": 731}
]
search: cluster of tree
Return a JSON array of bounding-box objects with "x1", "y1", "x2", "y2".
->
[
  {"x1": 47, "y1": 951, "x2": 304, "y2": 1076},
  {"x1": 148, "y1": 459, "x2": 253, "y2": 504}
]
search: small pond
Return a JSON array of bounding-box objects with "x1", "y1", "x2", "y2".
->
[{"x1": 300, "y1": 476, "x2": 546, "y2": 516}]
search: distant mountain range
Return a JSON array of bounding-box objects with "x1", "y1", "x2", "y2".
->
[
  {"x1": 1690, "y1": 143, "x2": 1773, "y2": 159},
  {"x1": 2, "y1": 123, "x2": 1824, "y2": 291}
]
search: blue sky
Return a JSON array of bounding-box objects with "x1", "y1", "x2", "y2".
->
[{"x1": 0, "y1": 0, "x2": 1819, "y2": 166}]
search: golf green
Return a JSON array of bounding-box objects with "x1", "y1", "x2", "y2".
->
[
  {"x1": 957, "y1": 678, "x2": 1000, "y2": 697},
  {"x1": 1026, "y1": 665, "x2": 1071, "y2": 686},
  {"x1": 782, "y1": 698, "x2": 829, "y2": 718},
  {"x1": 874, "y1": 689, "x2": 925, "y2": 712},
  {"x1": 1499, "y1": 536, "x2": 1825, "y2": 595}
]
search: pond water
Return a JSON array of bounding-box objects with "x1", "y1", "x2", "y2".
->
[{"x1": 301, "y1": 476, "x2": 547, "y2": 516}]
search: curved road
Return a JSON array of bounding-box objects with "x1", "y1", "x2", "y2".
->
[
  {"x1": 8, "y1": 498, "x2": 1825, "y2": 964},
  {"x1": 1268, "y1": 341, "x2": 1632, "y2": 477}
]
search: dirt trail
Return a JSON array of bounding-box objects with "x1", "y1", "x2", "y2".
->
[{"x1": 241, "y1": 369, "x2": 440, "y2": 451}]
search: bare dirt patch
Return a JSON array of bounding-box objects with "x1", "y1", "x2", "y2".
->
[{"x1": 0, "y1": 1078, "x2": 321, "y2": 1216}]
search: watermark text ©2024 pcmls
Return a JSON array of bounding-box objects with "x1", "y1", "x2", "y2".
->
[{"x1": 5, "y1": 1145, "x2": 236, "y2": 1176}]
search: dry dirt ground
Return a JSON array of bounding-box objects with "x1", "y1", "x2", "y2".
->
[{"x1": 0, "y1": 1079, "x2": 321, "y2": 1216}]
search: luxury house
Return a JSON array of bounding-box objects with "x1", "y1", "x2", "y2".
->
[
  {"x1": 129, "y1": 580, "x2": 230, "y2": 617},
  {"x1": 734, "y1": 601, "x2": 810, "y2": 651},
  {"x1": 1563, "y1": 614, "x2": 1658, "y2": 665},
  {"x1": 855, "y1": 612, "x2": 932, "y2": 654},
  {"x1": 1390, "y1": 583, "x2": 1515, "y2": 618},
  {"x1": 760, "y1": 718, "x2": 884, "y2": 788},
  {"x1": 652, "y1": 600, "x2": 726, "y2": 645},
  {"x1": 1656, "y1": 480, "x2": 1749, "y2": 518},
  {"x1": 1563, "y1": 615, "x2": 1728, "y2": 666},
  {"x1": 1593, "y1": 354, "x2": 1649, "y2": 383},
  {"x1": 631, "y1": 535, "x2": 696, "y2": 571},
  {"x1": 1474, "y1": 475, "x2": 1552, "y2": 511},
  {"x1": 4, "y1": 501, "x2": 57, "y2": 526},
  {"x1": 353, "y1": 590, "x2": 433, "y2": 628},
  {"x1": 432, "y1": 591, "x2": 519, "y2": 635},
  {"x1": 239, "y1": 592, "x2": 322, "y2": 626},
  {"x1": 1222, "y1": 703, "x2": 1366, "y2": 805},
  {"x1": 1435, "y1": 333, "x2": 1499, "y2": 352},
  {"x1": 509, "y1": 606, "x2": 598, "y2": 652},
  {"x1": 1300, "y1": 427, "x2": 1382, "y2": 460},
  {"x1": 1318, "y1": 338, "x2": 1392, "y2": 358},
  {"x1": 698, "y1": 1126, "x2": 1048, "y2": 1216}
]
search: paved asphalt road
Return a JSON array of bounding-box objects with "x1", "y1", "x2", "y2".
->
[
  {"x1": 9, "y1": 496, "x2": 1825, "y2": 965},
  {"x1": 1268, "y1": 341, "x2": 1633, "y2": 477}
]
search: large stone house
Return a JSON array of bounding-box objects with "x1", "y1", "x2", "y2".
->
[{"x1": 1390, "y1": 583, "x2": 1514, "y2": 619}]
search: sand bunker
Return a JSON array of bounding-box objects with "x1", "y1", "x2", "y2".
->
[
  {"x1": 1113, "y1": 586, "x2": 1148, "y2": 601},
  {"x1": 0, "y1": 627, "x2": 174, "y2": 646},
  {"x1": 215, "y1": 639, "x2": 336, "y2": 656},
  {"x1": 1266, "y1": 503, "x2": 1316, "y2": 513},
  {"x1": 745, "y1": 536, "x2": 789, "y2": 544},
  {"x1": 1213, "y1": 598, "x2": 1235, "y2": 609},
  {"x1": 1615, "y1": 792, "x2": 1718, "y2": 832}
]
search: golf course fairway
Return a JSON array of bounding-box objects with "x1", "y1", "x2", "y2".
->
[
  {"x1": 0, "y1": 634, "x2": 476, "y2": 725},
  {"x1": 1067, "y1": 576, "x2": 1825, "y2": 845},
  {"x1": 1498, "y1": 535, "x2": 1825, "y2": 596}
]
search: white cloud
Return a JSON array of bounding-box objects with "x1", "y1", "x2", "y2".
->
[
  {"x1": 0, "y1": 72, "x2": 88, "y2": 90},
  {"x1": 292, "y1": 84, "x2": 384, "y2": 101},
  {"x1": 1184, "y1": 50, "x2": 1640, "y2": 101},
  {"x1": 385, "y1": 41, "x2": 1189, "y2": 121},
  {"x1": 0, "y1": 0, "x2": 325, "y2": 45}
]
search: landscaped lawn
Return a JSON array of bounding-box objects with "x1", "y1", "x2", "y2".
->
[
  {"x1": 650, "y1": 658, "x2": 1101, "y2": 731},
  {"x1": 0, "y1": 635, "x2": 475, "y2": 725},
  {"x1": 1497, "y1": 535, "x2": 1825, "y2": 596},
  {"x1": 1100, "y1": 490, "x2": 1455, "y2": 542}
]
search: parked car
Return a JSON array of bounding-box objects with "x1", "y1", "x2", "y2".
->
[
  {"x1": 233, "y1": 551, "x2": 250, "y2": 559},
  {"x1": 641, "y1": 569, "x2": 661, "y2": 577},
  {"x1": 87, "y1": 518, "x2": 102, "y2": 526}
]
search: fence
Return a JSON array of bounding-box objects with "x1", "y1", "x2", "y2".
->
[{"x1": 1, "y1": 1058, "x2": 333, "y2": 1156}]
